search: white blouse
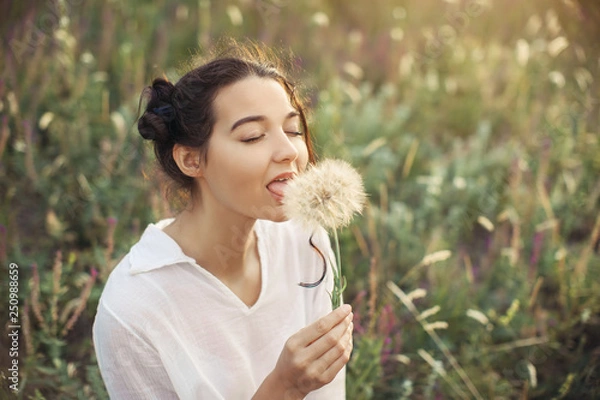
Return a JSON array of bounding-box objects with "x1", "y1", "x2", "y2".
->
[{"x1": 93, "y1": 218, "x2": 345, "y2": 399}]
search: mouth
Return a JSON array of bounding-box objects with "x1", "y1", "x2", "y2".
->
[{"x1": 266, "y1": 172, "x2": 296, "y2": 202}]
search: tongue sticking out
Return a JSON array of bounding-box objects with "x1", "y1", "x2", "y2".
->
[{"x1": 267, "y1": 180, "x2": 288, "y2": 198}]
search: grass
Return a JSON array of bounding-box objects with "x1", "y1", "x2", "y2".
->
[{"x1": 1, "y1": 0, "x2": 599, "y2": 398}]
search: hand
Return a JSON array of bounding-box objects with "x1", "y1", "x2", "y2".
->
[{"x1": 257, "y1": 304, "x2": 354, "y2": 399}]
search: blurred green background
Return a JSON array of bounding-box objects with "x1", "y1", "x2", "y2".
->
[{"x1": 1, "y1": 0, "x2": 599, "y2": 398}]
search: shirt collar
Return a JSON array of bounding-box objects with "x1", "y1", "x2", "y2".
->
[{"x1": 129, "y1": 218, "x2": 196, "y2": 275}]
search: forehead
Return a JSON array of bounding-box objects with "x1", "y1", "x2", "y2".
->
[{"x1": 212, "y1": 77, "x2": 295, "y2": 122}]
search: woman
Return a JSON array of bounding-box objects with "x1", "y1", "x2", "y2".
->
[{"x1": 92, "y1": 43, "x2": 353, "y2": 399}]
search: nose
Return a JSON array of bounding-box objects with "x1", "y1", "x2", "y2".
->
[{"x1": 272, "y1": 129, "x2": 299, "y2": 163}]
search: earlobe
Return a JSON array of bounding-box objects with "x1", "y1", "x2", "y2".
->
[{"x1": 172, "y1": 144, "x2": 203, "y2": 178}]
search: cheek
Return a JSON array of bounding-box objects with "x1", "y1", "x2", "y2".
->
[
  {"x1": 297, "y1": 142, "x2": 310, "y2": 171},
  {"x1": 204, "y1": 141, "x2": 251, "y2": 188},
  {"x1": 211, "y1": 153, "x2": 258, "y2": 186}
]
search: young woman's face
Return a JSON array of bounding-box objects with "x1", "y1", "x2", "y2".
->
[{"x1": 199, "y1": 76, "x2": 310, "y2": 222}]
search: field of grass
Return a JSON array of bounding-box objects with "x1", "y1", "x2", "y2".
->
[{"x1": 1, "y1": 0, "x2": 599, "y2": 398}]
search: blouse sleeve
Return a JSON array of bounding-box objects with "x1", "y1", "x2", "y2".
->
[{"x1": 93, "y1": 302, "x2": 178, "y2": 400}]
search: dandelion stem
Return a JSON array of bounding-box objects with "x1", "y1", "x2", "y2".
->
[{"x1": 332, "y1": 229, "x2": 344, "y2": 308}]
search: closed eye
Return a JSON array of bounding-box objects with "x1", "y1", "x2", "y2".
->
[
  {"x1": 242, "y1": 131, "x2": 303, "y2": 144},
  {"x1": 241, "y1": 134, "x2": 265, "y2": 143}
]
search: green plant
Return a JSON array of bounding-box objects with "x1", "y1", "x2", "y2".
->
[
  {"x1": 19, "y1": 251, "x2": 107, "y2": 399},
  {"x1": 2, "y1": 1, "x2": 599, "y2": 398}
]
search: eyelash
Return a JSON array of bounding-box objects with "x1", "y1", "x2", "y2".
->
[
  {"x1": 242, "y1": 135, "x2": 264, "y2": 143},
  {"x1": 242, "y1": 131, "x2": 304, "y2": 143}
]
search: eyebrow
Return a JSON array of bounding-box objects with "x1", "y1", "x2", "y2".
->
[{"x1": 230, "y1": 111, "x2": 300, "y2": 132}]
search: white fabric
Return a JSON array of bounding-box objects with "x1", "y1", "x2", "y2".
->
[{"x1": 93, "y1": 218, "x2": 345, "y2": 399}]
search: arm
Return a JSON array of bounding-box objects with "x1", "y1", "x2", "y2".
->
[
  {"x1": 93, "y1": 303, "x2": 178, "y2": 400},
  {"x1": 253, "y1": 304, "x2": 353, "y2": 400}
]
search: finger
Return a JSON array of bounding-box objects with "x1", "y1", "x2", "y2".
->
[
  {"x1": 319, "y1": 321, "x2": 353, "y2": 370},
  {"x1": 329, "y1": 325, "x2": 354, "y2": 368},
  {"x1": 306, "y1": 313, "x2": 352, "y2": 361},
  {"x1": 324, "y1": 339, "x2": 353, "y2": 378},
  {"x1": 297, "y1": 304, "x2": 352, "y2": 346},
  {"x1": 314, "y1": 325, "x2": 354, "y2": 384}
]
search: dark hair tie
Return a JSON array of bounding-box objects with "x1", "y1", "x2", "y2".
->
[{"x1": 153, "y1": 105, "x2": 176, "y2": 123}]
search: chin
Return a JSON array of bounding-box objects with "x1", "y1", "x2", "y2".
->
[
  {"x1": 263, "y1": 209, "x2": 288, "y2": 223},
  {"x1": 269, "y1": 213, "x2": 289, "y2": 223},
  {"x1": 247, "y1": 204, "x2": 287, "y2": 222}
]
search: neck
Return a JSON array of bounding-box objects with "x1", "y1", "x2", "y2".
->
[{"x1": 164, "y1": 201, "x2": 257, "y2": 279}]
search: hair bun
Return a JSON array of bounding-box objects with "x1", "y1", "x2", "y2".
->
[
  {"x1": 138, "y1": 114, "x2": 162, "y2": 141},
  {"x1": 151, "y1": 78, "x2": 175, "y2": 103},
  {"x1": 138, "y1": 78, "x2": 176, "y2": 142},
  {"x1": 152, "y1": 105, "x2": 176, "y2": 123}
]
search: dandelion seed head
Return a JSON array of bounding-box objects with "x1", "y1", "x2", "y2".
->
[{"x1": 282, "y1": 159, "x2": 366, "y2": 231}]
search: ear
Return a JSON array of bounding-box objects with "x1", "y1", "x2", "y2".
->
[{"x1": 172, "y1": 144, "x2": 204, "y2": 178}]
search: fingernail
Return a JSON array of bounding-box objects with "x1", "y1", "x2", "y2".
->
[{"x1": 342, "y1": 304, "x2": 352, "y2": 313}]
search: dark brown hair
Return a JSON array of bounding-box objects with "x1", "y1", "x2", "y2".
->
[{"x1": 137, "y1": 42, "x2": 315, "y2": 207}]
